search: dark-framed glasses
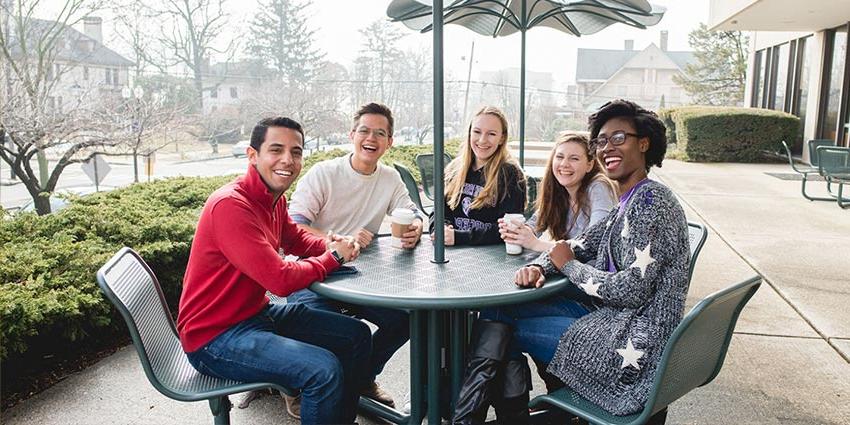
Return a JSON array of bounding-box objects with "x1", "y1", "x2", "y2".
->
[
  {"x1": 355, "y1": 126, "x2": 389, "y2": 139},
  {"x1": 590, "y1": 130, "x2": 639, "y2": 152}
]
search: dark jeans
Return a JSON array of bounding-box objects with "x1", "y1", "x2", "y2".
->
[
  {"x1": 186, "y1": 302, "x2": 371, "y2": 425},
  {"x1": 479, "y1": 291, "x2": 592, "y2": 364},
  {"x1": 288, "y1": 288, "x2": 410, "y2": 383}
]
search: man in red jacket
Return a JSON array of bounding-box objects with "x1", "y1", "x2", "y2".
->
[{"x1": 177, "y1": 116, "x2": 371, "y2": 425}]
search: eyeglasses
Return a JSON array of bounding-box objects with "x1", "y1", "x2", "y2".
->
[
  {"x1": 589, "y1": 130, "x2": 640, "y2": 152},
  {"x1": 354, "y1": 126, "x2": 389, "y2": 139}
]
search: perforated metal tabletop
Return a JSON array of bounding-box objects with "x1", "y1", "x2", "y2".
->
[{"x1": 311, "y1": 236, "x2": 569, "y2": 310}]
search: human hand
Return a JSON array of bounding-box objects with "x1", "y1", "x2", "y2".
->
[
  {"x1": 325, "y1": 230, "x2": 347, "y2": 249},
  {"x1": 548, "y1": 240, "x2": 575, "y2": 270},
  {"x1": 329, "y1": 237, "x2": 359, "y2": 263},
  {"x1": 429, "y1": 224, "x2": 455, "y2": 246},
  {"x1": 501, "y1": 222, "x2": 540, "y2": 250},
  {"x1": 515, "y1": 265, "x2": 546, "y2": 288},
  {"x1": 401, "y1": 219, "x2": 423, "y2": 248},
  {"x1": 354, "y1": 229, "x2": 373, "y2": 248}
]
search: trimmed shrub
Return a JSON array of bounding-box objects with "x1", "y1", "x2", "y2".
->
[{"x1": 668, "y1": 106, "x2": 799, "y2": 162}]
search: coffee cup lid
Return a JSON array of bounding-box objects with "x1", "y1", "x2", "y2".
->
[{"x1": 392, "y1": 208, "x2": 416, "y2": 220}]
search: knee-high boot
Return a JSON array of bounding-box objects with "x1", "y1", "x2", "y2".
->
[
  {"x1": 451, "y1": 320, "x2": 512, "y2": 425},
  {"x1": 495, "y1": 357, "x2": 532, "y2": 425}
]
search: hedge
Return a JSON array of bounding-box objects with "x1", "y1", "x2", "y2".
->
[
  {"x1": 660, "y1": 106, "x2": 799, "y2": 162},
  {"x1": 0, "y1": 141, "x2": 463, "y2": 364}
]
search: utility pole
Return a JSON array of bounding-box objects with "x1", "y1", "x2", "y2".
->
[{"x1": 461, "y1": 41, "x2": 474, "y2": 123}]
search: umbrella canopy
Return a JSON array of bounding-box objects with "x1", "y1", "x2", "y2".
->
[{"x1": 387, "y1": 0, "x2": 665, "y2": 166}]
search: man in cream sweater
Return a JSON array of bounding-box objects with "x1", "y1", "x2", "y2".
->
[{"x1": 287, "y1": 102, "x2": 422, "y2": 410}]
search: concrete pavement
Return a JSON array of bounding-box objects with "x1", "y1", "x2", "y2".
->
[{"x1": 2, "y1": 159, "x2": 849, "y2": 424}]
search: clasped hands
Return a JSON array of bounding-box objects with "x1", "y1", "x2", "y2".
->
[
  {"x1": 326, "y1": 232, "x2": 360, "y2": 263},
  {"x1": 514, "y1": 239, "x2": 575, "y2": 288}
]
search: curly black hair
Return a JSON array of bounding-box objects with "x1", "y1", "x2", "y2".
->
[{"x1": 587, "y1": 99, "x2": 667, "y2": 172}]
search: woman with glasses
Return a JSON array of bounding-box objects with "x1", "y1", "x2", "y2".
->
[
  {"x1": 452, "y1": 100, "x2": 690, "y2": 425},
  {"x1": 497, "y1": 132, "x2": 616, "y2": 253},
  {"x1": 432, "y1": 106, "x2": 527, "y2": 246}
]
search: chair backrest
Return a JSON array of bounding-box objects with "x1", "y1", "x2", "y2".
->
[
  {"x1": 816, "y1": 146, "x2": 850, "y2": 176},
  {"x1": 780, "y1": 141, "x2": 802, "y2": 172},
  {"x1": 525, "y1": 175, "x2": 539, "y2": 218},
  {"x1": 686, "y1": 222, "x2": 708, "y2": 284},
  {"x1": 808, "y1": 139, "x2": 834, "y2": 166},
  {"x1": 415, "y1": 153, "x2": 453, "y2": 201},
  {"x1": 96, "y1": 247, "x2": 196, "y2": 400},
  {"x1": 641, "y1": 276, "x2": 761, "y2": 417},
  {"x1": 393, "y1": 162, "x2": 426, "y2": 215}
]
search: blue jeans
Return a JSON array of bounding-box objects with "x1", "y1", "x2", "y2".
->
[
  {"x1": 479, "y1": 291, "x2": 592, "y2": 364},
  {"x1": 186, "y1": 302, "x2": 371, "y2": 425},
  {"x1": 288, "y1": 288, "x2": 410, "y2": 383}
]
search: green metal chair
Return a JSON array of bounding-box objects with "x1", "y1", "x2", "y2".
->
[
  {"x1": 807, "y1": 139, "x2": 834, "y2": 167},
  {"x1": 415, "y1": 153, "x2": 453, "y2": 201},
  {"x1": 525, "y1": 175, "x2": 540, "y2": 218},
  {"x1": 686, "y1": 222, "x2": 708, "y2": 284},
  {"x1": 816, "y1": 146, "x2": 850, "y2": 209},
  {"x1": 781, "y1": 141, "x2": 834, "y2": 201},
  {"x1": 394, "y1": 162, "x2": 429, "y2": 215},
  {"x1": 529, "y1": 275, "x2": 761, "y2": 425},
  {"x1": 97, "y1": 247, "x2": 296, "y2": 425}
]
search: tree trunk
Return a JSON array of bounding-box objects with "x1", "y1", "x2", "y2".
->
[
  {"x1": 33, "y1": 191, "x2": 51, "y2": 215},
  {"x1": 37, "y1": 151, "x2": 49, "y2": 188},
  {"x1": 133, "y1": 151, "x2": 139, "y2": 183}
]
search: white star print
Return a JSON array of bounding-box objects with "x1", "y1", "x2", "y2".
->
[
  {"x1": 616, "y1": 338, "x2": 644, "y2": 369},
  {"x1": 629, "y1": 242, "x2": 656, "y2": 278},
  {"x1": 579, "y1": 276, "x2": 602, "y2": 298},
  {"x1": 568, "y1": 238, "x2": 586, "y2": 251},
  {"x1": 621, "y1": 216, "x2": 630, "y2": 239}
]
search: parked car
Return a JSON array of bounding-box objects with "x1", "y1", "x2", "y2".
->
[
  {"x1": 17, "y1": 185, "x2": 115, "y2": 214},
  {"x1": 231, "y1": 140, "x2": 251, "y2": 158}
]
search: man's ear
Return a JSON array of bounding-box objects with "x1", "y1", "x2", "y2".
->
[
  {"x1": 247, "y1": 146, "x2": 258, "y2": 166},
  {"x1": 387, "y1": 136, "x2": 394, "y2": 149}
]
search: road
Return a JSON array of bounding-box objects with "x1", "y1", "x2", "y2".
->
[{"x1": 0, "y1": 154, "x2": 251, "y2": 210}]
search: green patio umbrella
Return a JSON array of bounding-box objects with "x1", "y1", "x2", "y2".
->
[{"x1": 388, "y1": 0, "x2": 664, "y2": 262}]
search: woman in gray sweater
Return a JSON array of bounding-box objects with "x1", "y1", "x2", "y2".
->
[{"x1": 452, "y1": 100, "x2": 690, "y2": 425}]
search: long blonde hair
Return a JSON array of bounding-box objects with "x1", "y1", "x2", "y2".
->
[
  {"x1": 535, "y1": 132, "x2": 615, "y2": 239},
  {"x1": 445, "y1": 106, "x2": 519, "y2": 210}
]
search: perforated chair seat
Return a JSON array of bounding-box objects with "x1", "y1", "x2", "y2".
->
[{"x1": 97, "y1": 248, "x2": 295, "y2": 424}]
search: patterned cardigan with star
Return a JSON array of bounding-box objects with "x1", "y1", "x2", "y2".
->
[{"x1": 535, "y1": 179, "x2": 690, "y2": 416}]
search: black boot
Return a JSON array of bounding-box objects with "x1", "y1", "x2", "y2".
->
[
  {"x1": 495, "y1": 358, "x2": 532, "y2": 425},
  {"x1": 532, "y1": 358, "x2": 565, "y2": 394},
  {"x1": 451, "y1": 321, "x2": 512, "y2": 425}
]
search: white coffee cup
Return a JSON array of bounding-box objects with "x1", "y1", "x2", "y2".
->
[
  {"x1": 503, "y1": 213, "x2": 525, "y2": 255},
  {"x1": 391, "y1": 208, "x2": 416, "y2": 248}
]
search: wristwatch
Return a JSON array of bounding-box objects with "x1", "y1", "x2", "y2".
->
[{"x1": 330, "y1": 249, "x2": 345, "y2": 265}]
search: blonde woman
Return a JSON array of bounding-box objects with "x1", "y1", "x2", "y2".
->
[
  {"x1": 432, "y1": 106, "x2": 527, "y2": 245},
  {"x1": 499, "y1": 132, "x2": 616, "y2": 252}
]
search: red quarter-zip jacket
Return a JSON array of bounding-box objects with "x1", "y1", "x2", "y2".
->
[{"x1": 177, "y1": 165, "x2": 338, "y2": 353}]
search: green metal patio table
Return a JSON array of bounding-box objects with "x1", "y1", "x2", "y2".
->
[{"x1": 310, "y1": 235, "x2": 570, "y2": 425}]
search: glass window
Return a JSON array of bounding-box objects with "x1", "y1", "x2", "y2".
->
[
  {"x1": 230, "y1": 87, "x2": 238, "y2": 98},
  {"x1": 774, "y1": 43, "x2": 790, "y2": 111},
  {"x1": 210, "y1": 87, "x2": 218, "y2": 99},
  {"x1": 821, "y1": 26, "x2": 848, "y2": 141},
  {"x1": 753, "y1": 50, "x2": 763, "y2": 107},
  {"x1": 796, "y1": 37, "x2": 813, "y2": 139}
]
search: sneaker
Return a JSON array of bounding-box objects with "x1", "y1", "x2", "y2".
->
[
  {"x1": 361, "y1": 381, "x2": 395, "y2": 408},
  {"x1": 283, "y1": 393, "x2": 302, "y2": 420}
]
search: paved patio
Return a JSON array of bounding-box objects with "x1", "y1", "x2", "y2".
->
[{"x1": 2, "y1": 159, "x2": 849, "y2": 424}]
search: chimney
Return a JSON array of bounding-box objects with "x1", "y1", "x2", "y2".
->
[
  {"x1": 660, "y1": 30, "x2": 668, "y2": 51},
  {"x1": 624, "y1": 40, "x2": 634, "y2": 51},
  {"x1": 83, "y1": 16, "x2": 102, "y2": 44}
]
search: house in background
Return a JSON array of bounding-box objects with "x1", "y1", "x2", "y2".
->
[
  {"x1": 201, "y1": 61, "x2": 273, "y2": 115},
  {"x1": 574, "y1": 31, "x2": 695, "y2": 111},
  {"x1": 3, "y1": 16, "x2": 134, "y2": 113},
  {"x1": 710, "y1": 0, "x2": 850, "y2": 158}
]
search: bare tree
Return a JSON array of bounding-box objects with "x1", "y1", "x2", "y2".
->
[
  {"x1": 0, "y1": 0, "x2": 125, "y2": 215},
  {"x1": 154, "y1": 0, "x2": 235, "y2": 111},
  {"x1": 358, "y1": 19, "x2": 405, "y2": 105}
]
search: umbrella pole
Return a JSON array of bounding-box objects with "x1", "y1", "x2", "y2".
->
[
  {"x1": 519, "y1": 0, "x2": 527, "y2": 168},
  {"x1": 432, "y1": 0, "x2": 448, "y2": 264}
]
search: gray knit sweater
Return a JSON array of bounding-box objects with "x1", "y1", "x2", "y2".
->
[{"x1": 535, "y1": 179, "x2": 689, "y2": 416}]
